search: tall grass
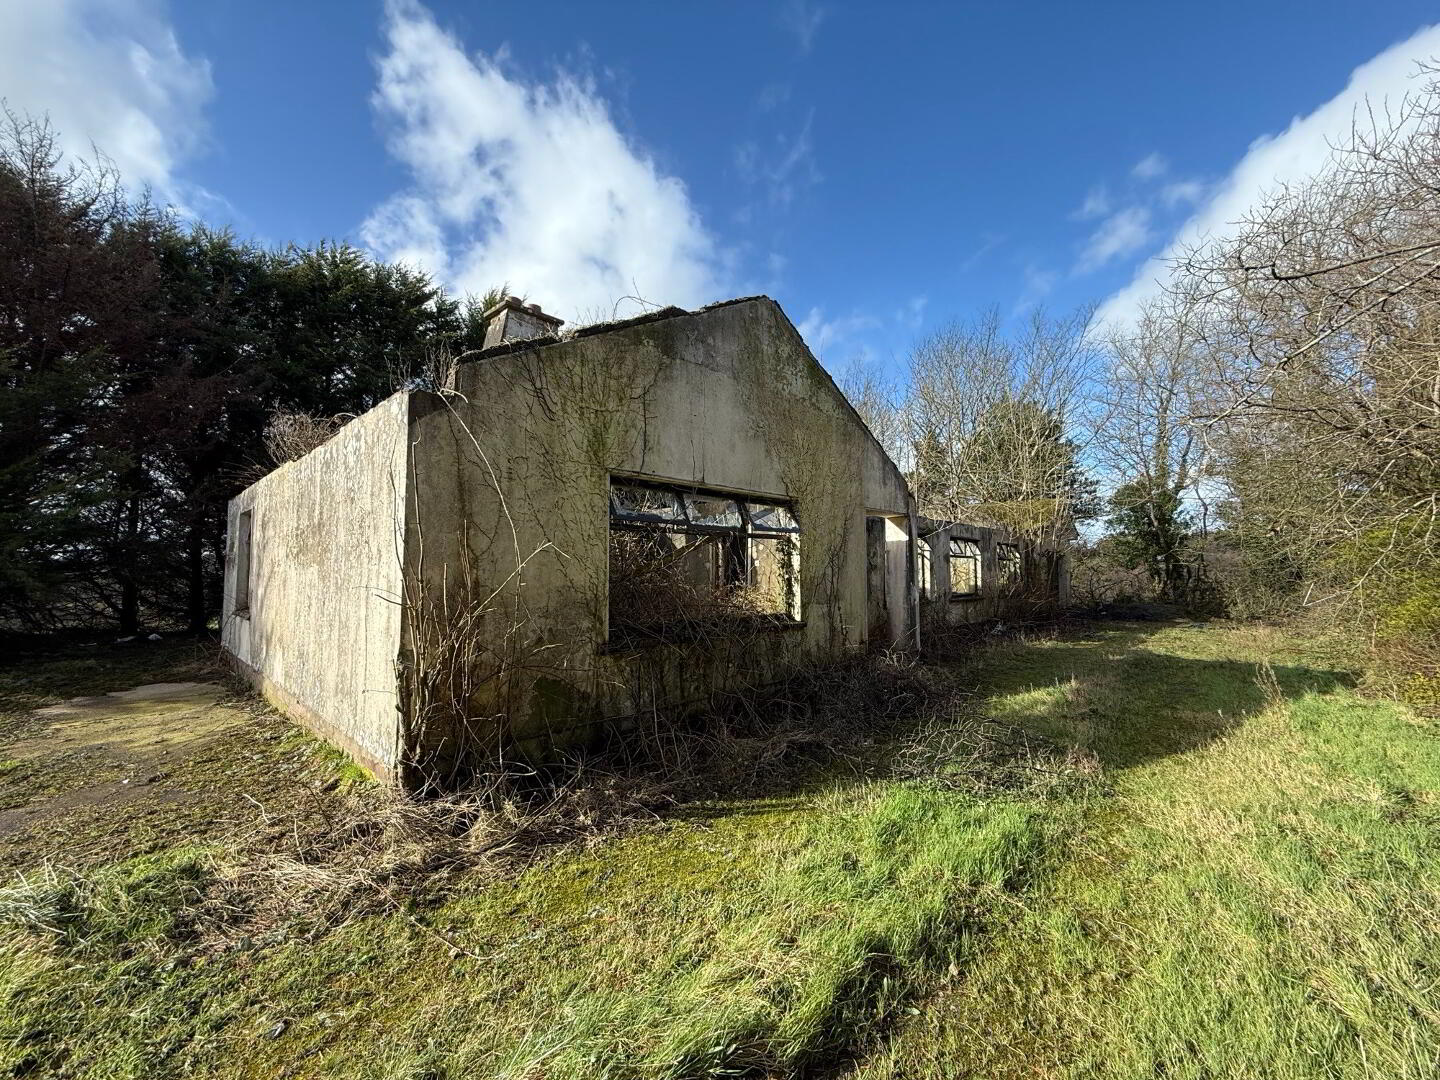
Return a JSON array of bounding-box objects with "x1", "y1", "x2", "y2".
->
[
  {"x1": 487, "y1": 785, "x2": 1048, "y2": 1078},
  {"x1": 854, "y1": 624, "x2": 1440, "y2": 1080}
]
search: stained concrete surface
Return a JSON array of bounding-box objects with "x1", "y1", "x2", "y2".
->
[{"x1": 0, "y1": 668, "x2": 332, "y2": 873}]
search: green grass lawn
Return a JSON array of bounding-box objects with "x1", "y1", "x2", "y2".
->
[
  {"x1": 3, "y1": 620, "x2": 1437, "y2": 1079},
  {"x1": 852, "y1": 623, "x2": 1440, "y2": 1080}
]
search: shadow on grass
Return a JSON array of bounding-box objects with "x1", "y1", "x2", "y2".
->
[
  {"x1": 0, "y1": 621, "x2": 1361, "y2": 1080},
  {"x1": 961, "y1": 620, "x2": 1354, "y2": 772},
  {"x1": 659, "y1": 620, "x2": 1358, "y2": 836}
]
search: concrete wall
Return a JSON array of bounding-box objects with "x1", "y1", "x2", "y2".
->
[
  {"x1": 402, "y1": 298, "x2": 915, "y2": 769},
  {"x1": 917, "y1": 520, "x2": 1068, "y2": 630},
  {"x1": 221, "y1": 392, "x2": 411, "y2": 779}
]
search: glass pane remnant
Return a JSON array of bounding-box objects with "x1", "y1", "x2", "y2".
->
[
  {"x1": 949, "y1": 536, "x2": 981, "y2": 596},
  {"x1": 746, "y1": 501, "x2": 798, "y2": 532},
  {"x1": 683, "y1": 493, "x2": 744, "y2": 528},
  {"x1": 607, "y1": 477, "x2": 803, "y2": 639},
  {"x1": 612, "y1": 483, "x2": 685, "y2": 522},
  {"x1": 748, "y1": 535, "x2": 799, "y2": 617},
  {"x1": 998, "y1": 543, "x2": 1022, "y2": 585}
]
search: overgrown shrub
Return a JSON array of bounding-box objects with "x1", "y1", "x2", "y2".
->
[{"x1": 1330, "y1": 520, "x2": 1440, "y2": 711}]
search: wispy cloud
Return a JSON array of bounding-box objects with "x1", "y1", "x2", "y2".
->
[
  {"x1": 1069, "y1": 158, "x2": 1201, "y2": 279},
  {"x1": 361, "y1": 0, "x2": 728, "y2": 320},
  {"x1": 733, "y1": 109, "x2": 821, "y2": 209},
  {"x1": 757, "y1": 82, "x2": 792, "y2": 112},
  {"x1": 898, "y1": 295, "x2": 928, "y2": 330},
  {"x1": 1015, "y1": 263, "x2": 1058, "y2": 313},
  {"x1": 797, "y1": 297, "x2": 923, "y2": 365},
  {"x1": 1159, "y1": 178, "x2": 1205, "y2": 207},
  {"x1": 0, "y1": 0, "x2": 212, "y2": 208},
  {"x1": 1073, "y1": 184, "x2": 1111, "y2": 221},
  {"x1": 959, "y1": 232, "x2": 1005, "y2": 273},
  {"x1": 1097, "y1": 23, "x2": 1440, "y2": 326},
  {"x1": 1077, "y1": 206, "x2": 1152, "y2": 272},
  {"x1": 1131, "y1": 152, "x2": 1168, "y2": 180},
  {"x1": 797, "y1": 307, "x2": 878, "y2": 362},
  {"x1": 779, "y1": 0, "x2": 827, "y2": 54}
]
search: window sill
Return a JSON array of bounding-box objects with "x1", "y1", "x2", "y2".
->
[{"x1": 602, "y1": 616, "x2": 805, "y2": 653}]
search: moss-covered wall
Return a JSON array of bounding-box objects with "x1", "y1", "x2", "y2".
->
[{"x1": 402, "y1": 298, "x2": 915, "y2": 770}]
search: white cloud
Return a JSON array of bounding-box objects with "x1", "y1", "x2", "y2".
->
[
  {"x1": 1159, "y1": 178, "x2": 1206, "y2": 207},
  {"x1": 0, "y1": 0, "x2": 212, "y2": 207},
  {"x1": 1097, "y1": 23, "x2": 1440, "y2": 326},
  {"x1": 779, "y1": 0, "x2": 827, "y2": 54},
  {"x1": 1073, "y1": 184, "x2": 1111, "y2": 221},
  {"x1": 361, "y1": 0, "x2": 728, "y2": 321},
  {"x1": 359, "y1": 194, "x2": 453, "y2": 282},
  {"x1": 1077, "y1": 206, "x2": 1151, "y2": 272},
  {"x1": 1131, "y1": 152, "x2": 1168, "y2": 180}
]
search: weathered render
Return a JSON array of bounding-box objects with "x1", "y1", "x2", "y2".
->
[
  {"x1": 222, "y1": 393, "x2": 410, "y2": 777},
  {"x1": 221, "y1": 295, "x2": 1064, "y2": 786},
  {"x1": 401, "y1": 298, "x2": 917, "y2": 777},
  {"x1": 916, "y1": 519, "x2": 1069, "y2": 630},
  {"x1": 223, "y1": 298, "x2": 916, "y2": 784}
]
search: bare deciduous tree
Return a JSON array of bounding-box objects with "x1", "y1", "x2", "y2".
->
[
  {"x1": 1163, "y1": 63, "x2": 1440, "y2": 626},
  {"x1": 1091, "y1": 294, "x2": 1213, "y2": 601},
  {"x1": 901, "y1": 306, "x2": 1099, "y2": 540},
  {"x1": 835, "y1": 360, "x2": 905, "y2": 464}
]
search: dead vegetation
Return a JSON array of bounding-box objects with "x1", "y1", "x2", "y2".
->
[
  {"x1": 207, "y1": 656, "x2": 936, "y2": 944},
  {"x1": 261, "y1": 408, "x2": 353, "y2": 465},
  {"x1": 1, "y1": 631, "x2": 1091, "y2": 959},
  {"x1": 232, "y1": 407, "x2": 356, "y2": 485}
]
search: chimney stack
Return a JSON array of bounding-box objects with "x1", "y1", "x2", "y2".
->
[{"x1": 481, "y1": 296, "x2": 564, "y2": 349}]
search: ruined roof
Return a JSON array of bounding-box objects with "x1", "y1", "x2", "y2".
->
[
  {"x1": 467, "y1": 295, "x2": 773, "y2": 362},
  {"x1": 458, "y1": 294, "x2": 911, "y2": 494}
]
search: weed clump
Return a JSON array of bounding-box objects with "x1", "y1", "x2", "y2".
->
[{"x1": 0, "y1": 850, "x2": 209, "y2": 952}]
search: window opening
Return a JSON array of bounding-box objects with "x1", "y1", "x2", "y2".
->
[
  {"x1": 998, "y1": 542, "x2": 1022, "y2": 589},
  {"x1": 609, "y1": 480, "x2": 801, "y2": 641},
  {"x1": 949, "y1": 537, "x2": 981, "y2": 599},
  {"x1": 234, "y1": 509, "x2": 254, "y2": 615}
]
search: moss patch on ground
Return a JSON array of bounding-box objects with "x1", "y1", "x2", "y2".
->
[{"x1": 0, "y1": 639, "x2": 365, "y2": 874}]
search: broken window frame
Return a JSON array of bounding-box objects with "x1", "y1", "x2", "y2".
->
[
  {"x1": 948, "y1": 536, "x2": 982, "y2": 600},
  {"x1": 607, "y1": 479, "x2": 801, "y2": 642},
  {"x1": 997, "y1": 542, "x2": 1023, "y2": 589}
]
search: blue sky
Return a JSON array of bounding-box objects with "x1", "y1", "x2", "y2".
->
[{"x1": 5, "y1": 1, "x2": 1440, "y2": 378}]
